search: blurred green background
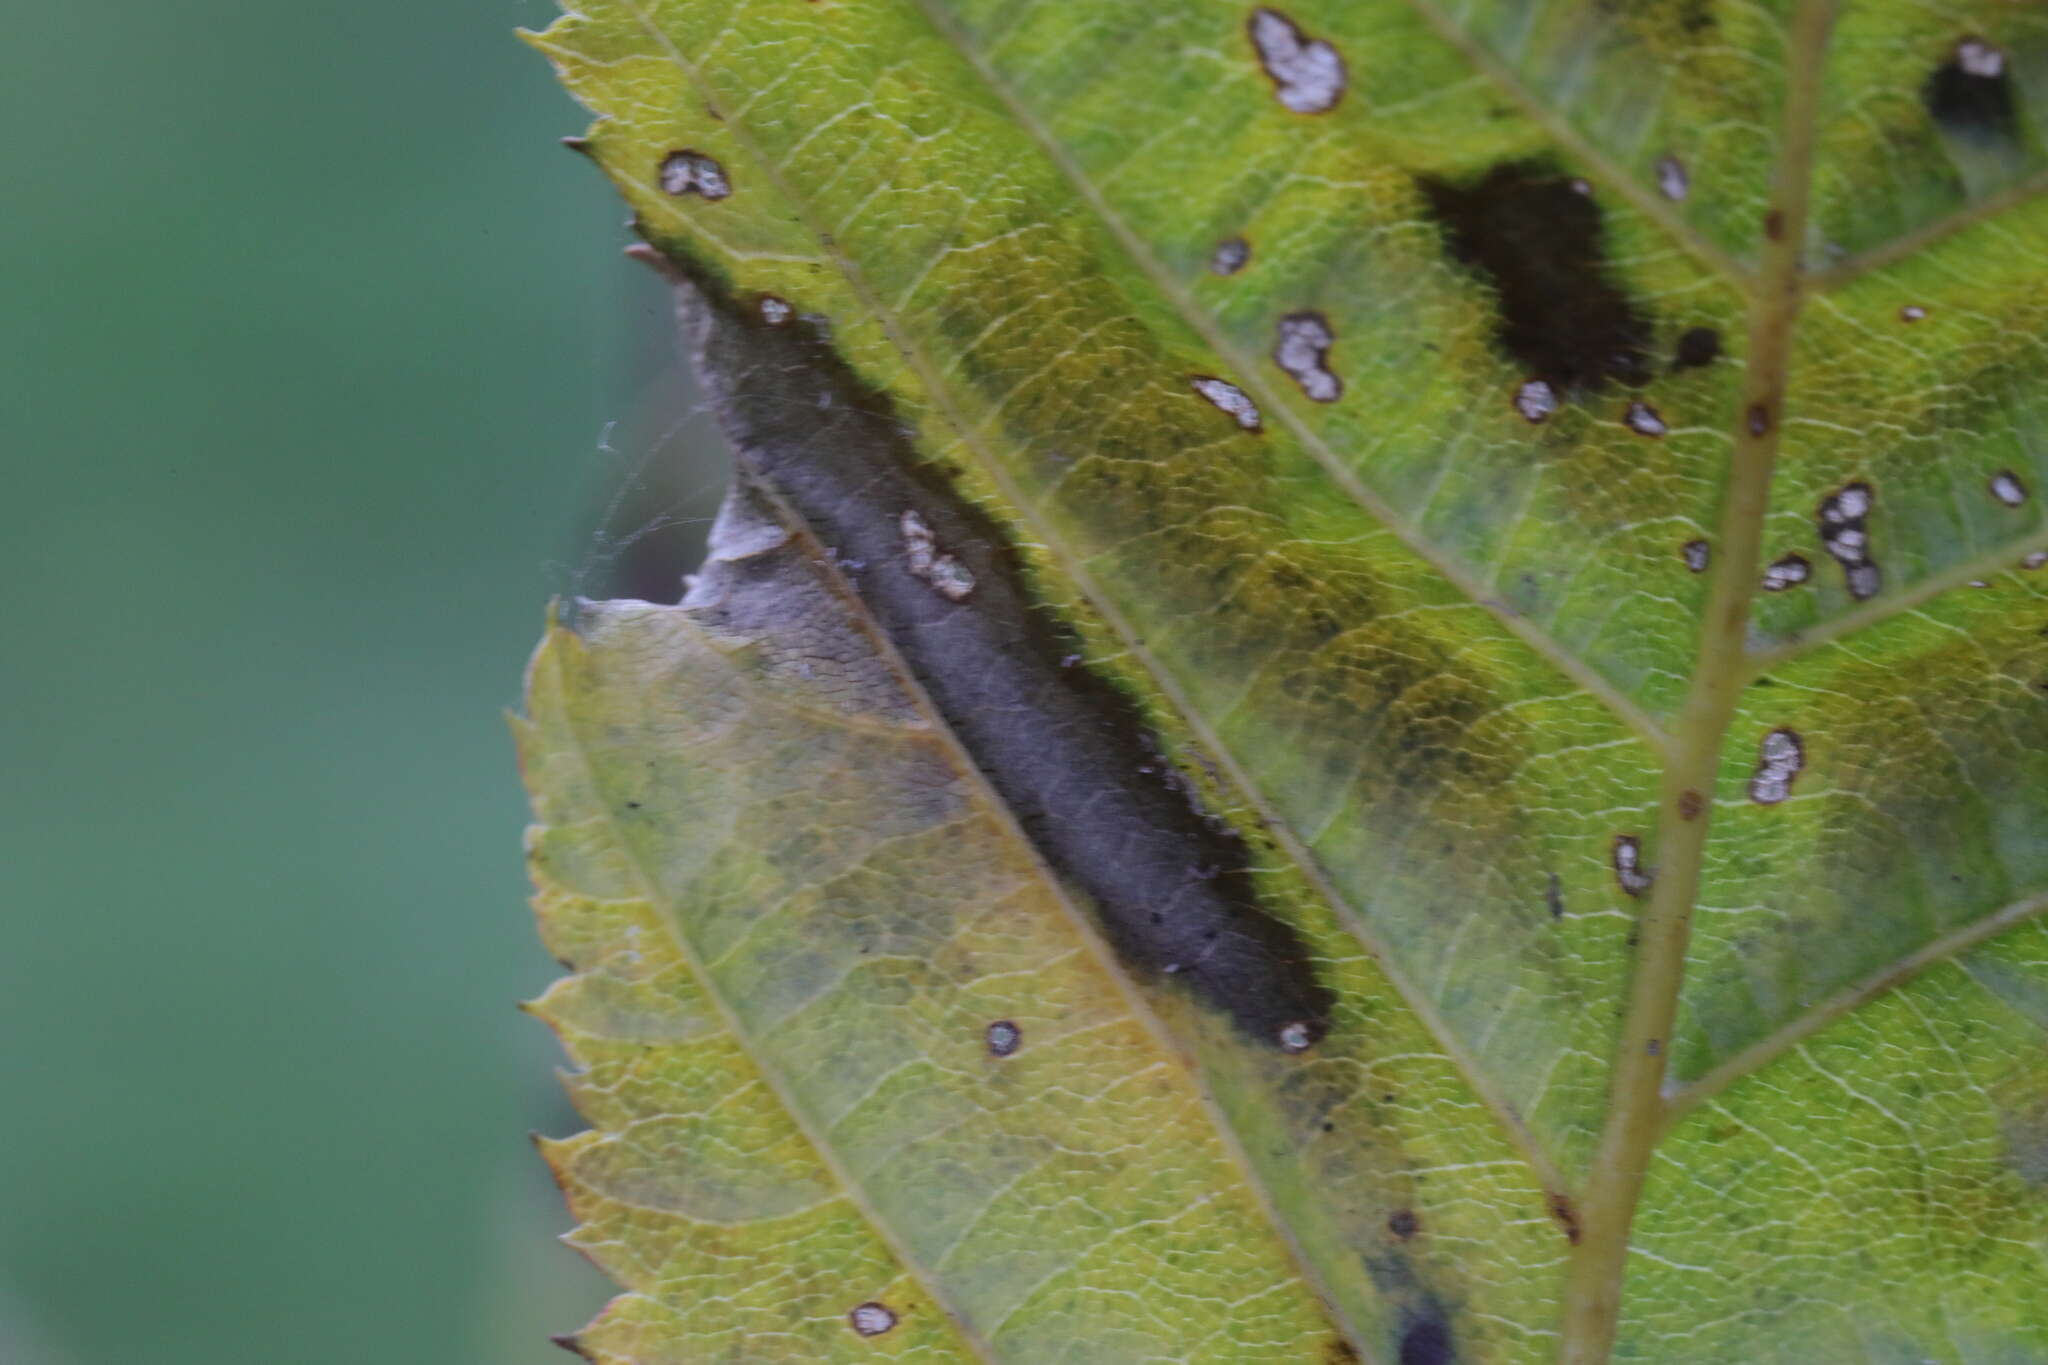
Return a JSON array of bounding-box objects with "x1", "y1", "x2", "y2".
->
[{"x1": 1, "y1": 3, "x2": 724, "y2": 1360}]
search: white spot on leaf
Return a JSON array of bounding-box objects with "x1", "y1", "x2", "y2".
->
[
  {"x1": 1749, "y1": 728, "x2": 1804, "y2": 805},
  {"x1": 1958, "y1": 38, "x2": 2006, "y2": 79},
  {"x1": 1611, "y1": 835, "x2": 1653, "y2": 897},
  {"x1": 1682, "y1": 539, "x2": 1710, "y2": 573},
  {"x1": 1900, "y1": 304, "x2": 1928, "y2": 323},
  {"x1": 1761, "y1": 554, "x2": 1811, "y2": 591},
  {"x1": 1990, "y1": 470, "x2": 2029, "y2": 507},
  {"x1": 1273, "y1": 311, "x2": 1341, "y2": 402},
  {"x1": 1513, "y1": 379, "x2": 1559, "y2": 424},
  {"x1": 1277, "y1": 1020, "x2": 1316, "y2": 1053},
  {"x1": 1624, "y1": 401, "x2": 1668, "y2": 437},
  {"x1": 1248, "y1": 9, "x2": 1346, "y2": 114},
  {"x1": 658, "y1": 150, "x2": 731, "y2": 200},
  {"x1": 1191, "y1": 375, "x2": 1263, "y2": 430},
  {"x1": 1817, "y1": 482, "x2": 1880, "y2": 600},
  {"x1": 848, "y1": 1303, "x2": 897, "y2": 1337},
  {"x1": 985, "y1": 1020, "x2": 1021, "y2": 1057},
  {"x1": 899, "y1": 510, "x2": 976, "y2": 601},
  {"x1": 1656, "y1": 154, "x2": 1689, "y2": 202},
  {"x1": 759, "y1": 295, "x2": 793, "y2": 325},
  {"x1": 1210, "y1": 237, "x2": 1251, "y2": 275}
]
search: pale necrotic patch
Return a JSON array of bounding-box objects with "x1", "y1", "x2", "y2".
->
[
  {"x1": 1623, "y1": 400, "x2": 1667, "y2": 437},
  {"x1": 1273, "y1": 311, "x2": 1341, "y2": 401},
  {"x1": 1514, "y1": 379, "x2": 1559, "y2": 424},
  {"x1": 658, "y1": 149, "x2": 731, "y2": 200},
  {"x1": 1190, "y1": 375, "x2": 1263, "y2": 430},
  {"x1": 984, "y1": 1019, "x2": 1022, "y2": 1057},
  {"x1": 1748, "y1": 727, "x2": 1804, "y2": 805},
  {"x1": 1656, "y1": 154, "x2": 1689, "y2": 202},
  {"x1": 1991, "y1": 470, "x2": 2029, "y2": 507},
  {"x1": 1210, "y1": 236, "x2": 1251, "y2": 275},
  {"x1": 1611, "y1": 835, "x2": 1653, "y2": 897},
  {"x1": 899, "y1": 510, "x2": 976, "y2": 600},
  {"x1": 1247, "y1": 9, "x2": 1346, "y2": 114},
  {"x1": 1761, "y1": 552, "x2": 1811, "y2": 591},
  {"x1": 848, "y1": 1303, "x2": 897, "y2": 1337},
  {"x1": 1817, "y1": 481, "x2": 1880, "y2": 600},
  {"x1": 1682, "y1": 539, "x2": 1711, "y2": 573}
]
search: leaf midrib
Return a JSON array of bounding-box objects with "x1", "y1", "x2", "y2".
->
[{"x1": 1559, "y1": 1, "x2": 1838, "y2": 1356}]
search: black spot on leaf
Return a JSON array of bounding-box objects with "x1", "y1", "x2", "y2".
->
[
  {"x1": 1418, "y1": 163, "x2": 1653, "y2": 393},
  {"x1": 1388, "y1": 1208, "x2": 1421, "y2": 1239},
  {"x1": 1925, "y1": 38, "x2": 2018, "y2": 144},
  {"x1": 1672, "y1": 326, "x2": 1720, "y2": 371}
]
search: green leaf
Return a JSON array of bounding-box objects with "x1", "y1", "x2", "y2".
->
[{"x1": 516, "y1": 1, "x2": 2048, "y2": 1360}]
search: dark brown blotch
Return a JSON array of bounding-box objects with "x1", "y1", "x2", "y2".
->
[
  {"x1": 1926, "y1": 38, "x2": 2017, "y2": 144},
  {"x1": 1419, "y1": 162, "x2": 1653, "y2": 393},
  {"x1": 1672, "y1": 326, "x2": 1720, "y2": 371}
]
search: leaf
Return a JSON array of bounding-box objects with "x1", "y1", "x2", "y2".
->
[{"x1": 516, "y1": 1, "x2": 2048, "y2": 1360}]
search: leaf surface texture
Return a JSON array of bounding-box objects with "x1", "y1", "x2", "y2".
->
[{"x1": 519, "y1": 1, "x2": 2048, "y2": 1359}]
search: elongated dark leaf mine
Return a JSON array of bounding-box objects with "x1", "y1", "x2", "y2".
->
[{"x1": 654, "y1": 253, "x2": 1333, "y2": 1050}]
